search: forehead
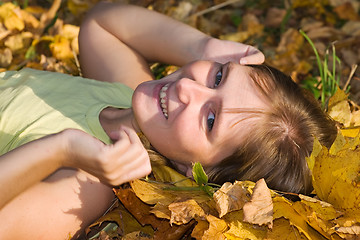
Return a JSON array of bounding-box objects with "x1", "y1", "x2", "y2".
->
[{"x1": 210, "y1": 63, "x2": 267, "y2": 161}]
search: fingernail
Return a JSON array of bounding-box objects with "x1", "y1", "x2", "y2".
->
[{"x1": 240, "y1": 59, "x2": 247, "y2": 65}]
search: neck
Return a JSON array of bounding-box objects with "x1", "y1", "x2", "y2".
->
[{"x1": 100, "y1": 107, "x2": 140, "y2": 141}]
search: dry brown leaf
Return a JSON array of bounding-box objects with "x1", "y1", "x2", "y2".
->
[
  {"x1": 150, "y1": 202, "x2": 171, "y2": 220},
  {"x1": 334, "y1": 2, "x2": 360, "y2": 21},
  {"x1": 335, "y1": 225, "x2": 360, "y2": 235},
  {"x1": 243, "y1": 179, "x2": 273, "y2": 228},
  {"x1": 4, "y1": 32, "x2": 32, "y2": 53},
  {"x1": 241, "y1": 13, "x2": 264, "y2": 36},
  {"x1": 213, "y1": 181, "x2": 250, "y2": 218},
  {"x1": 0, "y1": 48, "x2": 12, "y2": 68},
  {"x1": 169, "y1": 198, "x2": 206, "y2": 225},
  {"x1": 115, "y1": 187, "x2": 195, "y2": 239},
  {"x1": 306, "y1": 26, "x2": 342, "y2": 40},
  {"x1": 264, "y1": 8, "x2": 287, "y2": 28},
  {"x1": 277, "y1": 28, "x2": 304, "y2": 54},
  {"x1": 87, "y1": 205, "x2": 154, "y2": 238},
  {"x1": 341, "y1": 21, "x2": 360, "y2": 37},
  {"x1": 333, "y1": 215, "x2": 360, "y2": 237}
]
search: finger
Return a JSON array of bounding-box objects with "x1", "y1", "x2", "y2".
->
[
  {"x1": 240, "y1": 50, "x2": 265, "y2": 65},
  {"x1": 118, "y1": 125, "x2": 144, "y2": 145},
  {"x1": 110, "y1": 151, "x2": 151, "y2": 185}
]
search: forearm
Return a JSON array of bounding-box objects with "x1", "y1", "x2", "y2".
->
[
  {"x1": 80, "y1": 2, "x2": 209, "y2": 67},
  {"x1": 0, "y1": 133, "x2": 66, "y2": 209}
]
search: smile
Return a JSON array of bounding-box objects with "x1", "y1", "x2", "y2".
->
[{"x1": 159, "y1": 83, "x2": 170, "y2": 119}]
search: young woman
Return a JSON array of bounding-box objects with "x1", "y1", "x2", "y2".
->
[{"x1": 0, "y1": 2, "x2": 336, "y2": 239}]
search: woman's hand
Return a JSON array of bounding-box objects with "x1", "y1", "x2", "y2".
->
[
  {"x1": 63, "y1": 127, "x2": 151, "y2": 186},
  {"x1": 200, "y1": 37, "x2": 265, "y2": 65}
]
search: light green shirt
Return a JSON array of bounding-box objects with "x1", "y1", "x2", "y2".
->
[{"x1": 0, "y1": 68, "x2": 133, "y2": 155}]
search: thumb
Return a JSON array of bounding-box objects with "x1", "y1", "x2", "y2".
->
[
  {"x1": 109, "y1": 128, "x2": 127, "y2": 142},
  {"x1": 240, "y1": 50, "x2": 265, "y2": 65}
]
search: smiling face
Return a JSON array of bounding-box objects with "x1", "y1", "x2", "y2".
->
[{"x1": 132, "y1": 61, "x2": 267, "y2": 172}]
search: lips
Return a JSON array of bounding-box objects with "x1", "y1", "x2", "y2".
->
[{"x1": 159, "y1": 83, "x2": 170, "y2": 119}]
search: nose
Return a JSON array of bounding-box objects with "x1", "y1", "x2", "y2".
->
[{"x1": 175, "y1": 77, "x2": 212, "y2": 105}]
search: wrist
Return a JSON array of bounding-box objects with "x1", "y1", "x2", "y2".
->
[
  {"x1": 56, "y1": 129, "x2": 78, "y2": 168},
  {"x1": 194, "y1": 35, "x2": 213, "y2": 62}
]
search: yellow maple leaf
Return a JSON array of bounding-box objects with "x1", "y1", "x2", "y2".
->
[
  {"x1": 310, "y1": 130, "x2": 360, "y2": 214},
  {"x1": 292, "y1": 195, "x2": 343, "y2": 238},
  {"x1": 273, "y1": 196, "x2": 326, "y2": 239}
]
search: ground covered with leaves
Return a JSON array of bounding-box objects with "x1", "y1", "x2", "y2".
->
[{"x1": 0, "y1": 0, "x2": 360, "y2": 239}]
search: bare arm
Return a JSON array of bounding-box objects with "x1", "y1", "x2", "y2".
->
[
  {"x1": 0, "y1": 128, "x2": 150, "y2": 210},
  {"x1": 0, "y1": 133, "x2": 65, "y2": 209},
  {"x1": 79, "y1": 2, "x2": 264, "y2": 89},
  {"x1": 79, "y1": 2, "x2": 209, "y2": 89}
]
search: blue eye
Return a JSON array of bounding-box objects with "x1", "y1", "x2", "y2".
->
[
  {"x1": 207, "y1": 111, "x2": 215, "y2": 131},
  {"x1": 215, "y1": 68, "x2": 222, "y2": 87}
]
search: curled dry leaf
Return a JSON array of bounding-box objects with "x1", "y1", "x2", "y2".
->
[
  {"x1": 242, "y1": 179, "x2": 273, "y2": 228},
  {"x1": 213, "y1": 181, "x2": 250, "y2": 218}
]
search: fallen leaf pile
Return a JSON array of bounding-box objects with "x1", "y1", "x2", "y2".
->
[
  {"x1": 88, "y1": 143, "x2": 360, "y2": 240},
  {"x1": 0, "y1": 0, "x2": 359, "y2": 239}
]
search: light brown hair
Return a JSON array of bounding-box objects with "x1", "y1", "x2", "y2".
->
[{"x1": 206, "y1": 64, "x2": 337, "y2": 194}]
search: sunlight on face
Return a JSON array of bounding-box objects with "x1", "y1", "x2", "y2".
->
[{"x1": 132, "y1": 61, "x2": 268, "y2": 171}]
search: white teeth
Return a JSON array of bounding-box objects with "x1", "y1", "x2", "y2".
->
[
  {"x1": 159, "y1": 83, "x2": 170, "y2": 119},
  {"x1": 160, "y1": 91, "x2": 166, "y2": 98}
]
